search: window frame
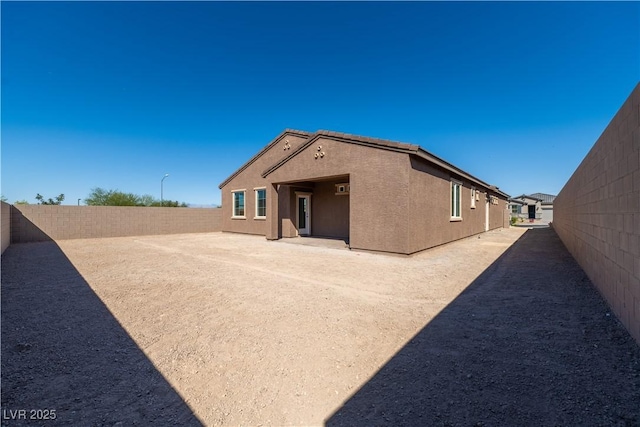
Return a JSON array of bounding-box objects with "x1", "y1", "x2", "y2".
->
[
  {"x1": 254, "y1": 187, "x2": 266, "y2": 220},
  {"x1": 231, "y1": 189, "x2": 246, "y2": 219},
  {"x1": 450, "y1": 179, "x2": 462, "y2": 221}
]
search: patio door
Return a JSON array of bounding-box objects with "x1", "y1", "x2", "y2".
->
[{"x1": 296, "y1": 194, "x2": 311, "y2": 236}]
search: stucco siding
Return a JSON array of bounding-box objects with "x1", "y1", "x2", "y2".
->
[
  {"x1": 310, "y1": 180, "x2": 349, "y2": 239},
  {"x1": 266, "y1": 136, "x2": 411, "y2": 254},
  {"x1": 408, "y1": 156, "x2": 506, "y2": 253},
  {"x1": 221, "y1": 133, "x2": 308, "y2": 235},
  {"x1": 222, "y1": 130, "x2": 508, "y2": 255}
]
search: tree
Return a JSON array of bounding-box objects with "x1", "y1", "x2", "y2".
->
[
  {"x1": 14, "y1": 200, "x2": 29, "y2": 205},
  {"x1": 84, "y1": 187, "x2": 187, "y2": 207},
  {"x1": 36, "y1": 193, "x2": 65, "y2": 205},
  {"x1": 85, "y1": 188, "x2": 138, "y2": 206}
]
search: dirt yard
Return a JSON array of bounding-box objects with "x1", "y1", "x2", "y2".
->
[{"x1": 2, "y1": 228, "x2": 639, "y2": 426}]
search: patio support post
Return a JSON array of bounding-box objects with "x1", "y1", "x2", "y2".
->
[{"x1": 266, "y1": 183, "x2": 279, "y2": 240}]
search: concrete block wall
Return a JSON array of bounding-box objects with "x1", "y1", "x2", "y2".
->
[
  {"x1": 10, "y1": 205, "x2": 222, "y2": 243},
  {"x1": 1, "y1": 201, "x2": 10, "y2": 254},
  {"x1": 554, "y1": 83, "x2": 640, "y2": 344}
]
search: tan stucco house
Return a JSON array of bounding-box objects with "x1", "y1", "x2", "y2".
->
[
  {"x1": 219, "y1": 129, "x2": 509, "y2": 255},
  {"x1": 509, "y1": 193, "x2": 556, "y2": 224}
]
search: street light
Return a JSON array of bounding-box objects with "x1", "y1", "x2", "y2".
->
[{"x1": 161, "y1": 173, "x2": 170, "y2": 207}]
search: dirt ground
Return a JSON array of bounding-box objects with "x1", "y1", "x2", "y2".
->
[{"x1": 2, "y1": 228, "x2": 639, "y2": 426}]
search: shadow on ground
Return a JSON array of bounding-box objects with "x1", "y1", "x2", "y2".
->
[
  {"x1": 327, "y1": 228, "x2": 640, "y2": 426},
  {"x1": 1, "y1": 241, "x2": 202, "y2": 426}
]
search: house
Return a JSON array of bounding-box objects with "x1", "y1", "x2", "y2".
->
[
  {"x1": 528, "y1": 192, "x2": 556, "y2": 223},
  {"x1": 219, "y1": 129, "x2": 510, "y2": 255},
  {"x1": 509, "y1": 193, "x2": 556, "y2": 223}
]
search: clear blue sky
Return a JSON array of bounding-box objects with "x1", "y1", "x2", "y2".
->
[{"x1": 2, "y1": 1, "x2": 638, "y2": 206}]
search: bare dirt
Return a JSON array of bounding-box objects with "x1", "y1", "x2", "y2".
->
[{"x1": 2, "y1": 227, "x2": 639, "y2": 426}]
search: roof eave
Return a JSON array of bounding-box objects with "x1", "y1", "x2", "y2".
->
[
  {"x1": 219, "y1": 129, "x2": 311, "y2": 189},
  {"x1": 262, "y1": 132, "x2": 419, "y2": 178},
  {"x1": 415, "y1": 148, "x2": 510, "y2": 199}
]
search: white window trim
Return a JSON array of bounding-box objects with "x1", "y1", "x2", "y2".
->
[
  {"x1": 450, "y1": 179, "x2": 462, "y2": 221},
  {"x1": 471, "y1": 186, "x2": 476, "y2": 209},
  {"x1": 231, "y1": 189, "x2": 246, "y2": 219},
  {"x1": 254, "y1": 187, "x2": 266, "y2": 220}
]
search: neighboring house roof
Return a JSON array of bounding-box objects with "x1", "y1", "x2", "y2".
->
[
  {"x1": 508, "y1": 199, "x2": 526, "y2": 206},
  {"x1": 512, "y1": 194, "x2": 542, "y2": 202},
  {"x1": 218, "y1": 129, "x2": 310, "y2": 189},
  {"x1": 256, "y1": 129, "x2": 510, "y2": 198},
  {"x1": 528, "y1": 193, "x2": 556, "y2": 204},
  {"x1": 509, "y1": 193, "x2": 557, "y2": 205}
]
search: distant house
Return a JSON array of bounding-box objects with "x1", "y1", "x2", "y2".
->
[
  {"x1": 509, "y1": 193, "x2": 556, "y2": 223},
  {"x1": 219, "y1": 129, "x2": 510, "y2": 255}
]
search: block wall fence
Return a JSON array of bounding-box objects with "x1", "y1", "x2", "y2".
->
[
  {"x1": 4, "y1": 204, "x2": 222, "y2": 246},
  {"x1": 554, "y1": 83, "x2": 640, "y2": 344},
  {"x1": 1, "y1": 202, "x2": 10, "y2": 254}
]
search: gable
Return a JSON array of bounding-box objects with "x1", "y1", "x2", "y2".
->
[
  {"x1": 219, "y1": 129, "x2": 310, "y2": 189},
  {"x1": 262, "y1": 130, "x2": 419, "y2": 178}
]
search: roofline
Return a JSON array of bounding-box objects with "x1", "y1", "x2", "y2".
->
[
  {"x1": 513, "y1": 194, "x2": 543, "y2": 201},
  {"x1": 261, "y1": 131, "x2": 419, "y2": 178},
  {"x1": 218, "y1": 129, "x2": 311, "y2": 189},
  {"x1": 261, "y1": 130, "x2": 509, "y2": 199},
  {"x1": 414, "y1": 148, "x2": 510, "y2": 199}
]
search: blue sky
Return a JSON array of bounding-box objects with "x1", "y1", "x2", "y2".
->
[{"x1": 2, "y1": 1, "x2": 638, "y2": 206}]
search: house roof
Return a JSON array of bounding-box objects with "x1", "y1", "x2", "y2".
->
[
  {"x1": 528, "y1": 192, "x2": 556, "y2": 204},
  {"x1": 510, "y1": 193, "x2": 557, "y2": 204},
  {"x1": 218, "y1": 129, "x2": 310, "y2": 189},
  {"x1": 221, "y1": 129, "x2": 510, "y2": 198},
  {"x1": 512, "y1": 194, "x2": 542, "y2": 202}
]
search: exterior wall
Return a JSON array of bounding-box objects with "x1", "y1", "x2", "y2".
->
[
  {"x1": 309, "y1": 180, "x2": 349, "y2": 239},
  {"x1": 266, "y1": 137, "x2": 411, "y2": 254},
  {"x1": 223, "y1": 132, "x2": 509, "y2": 254},
  {"x1": 1, "y1": 201, "x2": 10, "y2": 254},
  {"x1": 408, "y1": 156, "x2": 507, "y2": 253},
  {"x1": 554, "y1": 83, "x2": 640, "y2": 343},
  {"x1": 10, "y1": 205, "x2": 222, "y2": 243},
  {"x1": 510, "y1": 198, "x2": 543, "y2": 221},
  {"x1": 490, "y1": 197, "x2": 507, "y2": 230},
  {"x1": 221, "y1": 133, "x2": 308, "y2": 235}
]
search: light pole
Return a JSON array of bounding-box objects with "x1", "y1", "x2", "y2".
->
[
  {"x1": 77, "y1": 198, "x2": 81, "y2": 206},
  {"x1": 161, "y1": 173, "x2": 170, "y2": 207}
]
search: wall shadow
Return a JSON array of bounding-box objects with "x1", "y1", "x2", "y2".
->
[
  {"x1": 327, "y1": 228, "x2": 640, "y2": 426},
  {"x1": 10, "y1": 206, "x2": 53, "y2": 243},
  {"x1": 1, "y1": 241, "x2": 203, "y2": 425}
]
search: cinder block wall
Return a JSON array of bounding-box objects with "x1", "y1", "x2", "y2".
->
[
  {"x1": 10, "y1": 205, "x2": 222, "y2": 243},
  {"x1": 1, "y1": 201, "x2": 10, "y2": 254},
  {"x1": 554, "y1": 83, "x2": 640, "y2": 343}
]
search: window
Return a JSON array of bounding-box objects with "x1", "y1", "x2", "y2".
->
[
  {"x1": 255, "y1": 188, "x2": 266, "y2": 218},
  {"x1": 511, "y1": 205, "x2": 520, "y2": 214},
  {"x1": 471, "y1": 187, "x2": 476, "y2": 209},
  {"x1": 451, "y1": 180, "x2": 462, "y2": 220},
  {"x1": 232, "y1": 190, "x2": 245, "y2": 218}
]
